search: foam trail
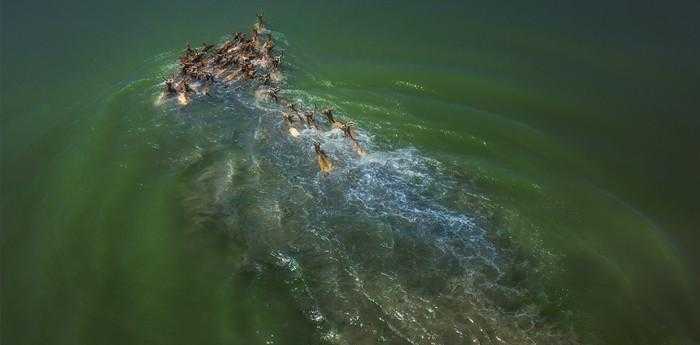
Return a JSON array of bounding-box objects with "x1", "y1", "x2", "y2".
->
[
  {"x1": 166, "y1": 92, "x2": 578, "y2": 344},
  {"x1": 158, "y1": 19, "x2": 577, "y2": 345}
]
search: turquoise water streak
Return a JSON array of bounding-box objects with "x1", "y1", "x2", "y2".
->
[{"x1": 2, "y1": 1, "x2": 699, "y2": 344}]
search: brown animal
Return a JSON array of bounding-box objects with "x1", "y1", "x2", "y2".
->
[
  {"x1": 232, "y1": 32, "x2": 245, "y2": 42},
  {"x1": 262, "y1": 36, "x2": 274, "y2": 55},
  {"x1": 251, "y1": 29, "x2": 260, "y2": 46},
  {"x1": 176, "y1": 81, "x2": 192, "y2": 105},
  {"x1": 321, "y1": 108, "x2": 335, "y2": 123},
  {"x1": 201, "y1": 42, "x2": 214, "y2": 52},
  {"x1": 160, "y1": 15, "x2": 372, "y2": 165},
  {"x1": 314, "y1": 142, "x2": 333, "y2": 173},
  {"x1": 164, "y1": 79, "x2": 177, "y2": 96},
  {"x1": 282, "y1": 112, "x2": 301, "y2": 137},
  {"x1": 342, "y1": 122, "x2": 367, "y2": 156},
  {"x1": 254, "y1": 13, "x2": 266, "y2": 35},
  {"x1": 341, "y1": 121, "x2": 358, "y2": 140},
  {"x1": 267, "y1": 87, "x2": 280, "y2": 102},
  {"x1": 305, "y1": 111, "x2": 319, "y2": 130},
  {"x1": 270, "y1": 55, "x2": 282, "y2": 70}
]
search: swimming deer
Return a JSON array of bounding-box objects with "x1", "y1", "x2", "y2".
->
[{"x1": 313, "y1": 142, "x2": 333, "y2": 173}]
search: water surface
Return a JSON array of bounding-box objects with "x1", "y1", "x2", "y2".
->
[{"x1": 2, "y1": 1, "x2": 699, "y2": 344}]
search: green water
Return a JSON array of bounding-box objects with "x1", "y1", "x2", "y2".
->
[{"x1": 2, "y1": 1, "x2": 699, "y2": 344}]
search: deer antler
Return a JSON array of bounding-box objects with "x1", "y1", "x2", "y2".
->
[{"x1": 343, "y1": 121, "x2": 358, "y2": 139}]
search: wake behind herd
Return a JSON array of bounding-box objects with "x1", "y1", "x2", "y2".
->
[
  {"x1": 158, "y1": 14, "x2": 367, "y2": 173},
  {"x1": 155, "y1": 15, "x2": 587, "y2": 345}
]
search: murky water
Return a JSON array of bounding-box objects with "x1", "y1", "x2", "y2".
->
[{"x1": 2, "y1": 1, "x2": 699, "y2": 344}]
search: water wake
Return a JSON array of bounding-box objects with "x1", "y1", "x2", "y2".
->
[{"x1": 156, "y1": 17, "x2": 577, "y2": 345}]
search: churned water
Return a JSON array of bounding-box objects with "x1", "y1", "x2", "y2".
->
[{"x1": 2, "y1": 1, "x2": 699, "y2": 344}]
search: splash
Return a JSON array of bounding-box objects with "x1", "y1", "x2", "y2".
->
[
  {"x1": 157, "y1": 14, "x2": 366, "y2": 175},
  {"x1": 159, "y1": 16, "x2": 578, "y2": 345}
]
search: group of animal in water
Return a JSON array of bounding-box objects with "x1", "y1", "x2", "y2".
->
[{"x1": 158, "y1": 14, "x2": 366, "y2": 173}]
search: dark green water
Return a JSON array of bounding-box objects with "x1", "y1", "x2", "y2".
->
[{"x1": 2, "y1": 1, "x2": 699, "y2": 344}]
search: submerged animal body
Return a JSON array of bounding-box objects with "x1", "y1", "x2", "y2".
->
[
  {"x1": 160, "y1": 15, "x2": 581, "y2": 345},
  {"x1": 314, "y1": 142, "x2": 334, "y2": 173},
  {"x1": 160, "y1": 15, "x2": 368, "y2": 172}
]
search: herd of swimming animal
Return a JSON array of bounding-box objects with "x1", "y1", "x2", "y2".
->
[{"x1": 159, "y1": 14, "x2": 366, "y2": 173}]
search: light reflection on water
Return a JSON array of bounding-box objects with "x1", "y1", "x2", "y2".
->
[
  {"x1": 164, "y1": 58, "x2": 575, "y2": 343},
  {"x1": 3, "y1": 2, "x2": 699, "y2": 344}
]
